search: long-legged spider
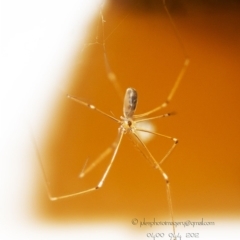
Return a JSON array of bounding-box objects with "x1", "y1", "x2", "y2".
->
[{"x1": 37, "y1": 1, "x2": 190, "y2": 239}]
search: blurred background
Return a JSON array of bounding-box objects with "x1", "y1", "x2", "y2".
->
[{"x1": 1, "y1": 0, "x2": 240, "y2": 239}]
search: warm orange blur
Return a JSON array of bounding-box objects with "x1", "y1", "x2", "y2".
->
[{"x1": 35, "y1": 0, "x2": 240, "y2": 224}]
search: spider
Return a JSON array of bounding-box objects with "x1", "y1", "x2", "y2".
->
[{"x1": 37, "y1": 1, "x2": 190, "y2": 239}]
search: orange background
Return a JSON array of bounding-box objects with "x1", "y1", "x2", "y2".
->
[{"x1": 35, "y1": 0, "x2": 240, "y2": 225}]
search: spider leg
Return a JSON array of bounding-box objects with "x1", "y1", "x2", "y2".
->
[
  {"x1": 131, "y1": 131, "x2": 176, "y2": 238},
  {"x1": 134, "y1": 57, "x2": 189, "y2": 119},
  {"x1": 67, "y1": 95, "x2": 121, "y2": 123},
  {"x1": 134, "y1": 113, "x2": 170, "y2": 123},
  {"x1": 103, "y1": 51, "x2": 124, "y2": 100},
  {"x1": 35, "y1": 129, "x2": 124, "y2": 201},
  {"x1": 80, "y1": 134, "x2": 122, "y2": 178},
  {"x1": 134, "y1": 0, "x2": 190, "y2": 120},
  {"x1": 135, "y1": 128, "x2": 178, "y2": 165}
]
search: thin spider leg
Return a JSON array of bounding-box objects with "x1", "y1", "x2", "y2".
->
[
  {"x1": 79, "y1": 137, "x2": 120, "y2": 178},
  {"x1": 134, "y1": 58, "x2": 189, "y2": 119},
  {"x1": 97, "y1": 129, "x2": 124, "y2": 188},
  {"x1": 30, "y1": 128, "x2": 99, "y2": 201},
  {"x1": 134, "y1": 0, "x2": 190, "y2": 120},
  {"x1": 135, "y1": 128, "x2": 178, "y2": 165},
  {"x1": 163, "y1": 0, "x2": 189, "y2": 59},
  {"x1": 53, "y1": 130, "x2": 124, "y2": 200},
  {"x1": 131, "y1": 131, "x2": 176, "y2": 238},
  {"x1": 103, "y1": 52, "x2": 124, "y2": 100},
  {"x1": 100, "y1": 5, "x2": 124, "y2": 100},
  {"x1": 77, "y1": 3, "x2": 124, "y2": 100},
  {"x1": 36, "y1": 129, "x2": 123, "y2": 201},
  {"x1": 67, "y1": 95, "x2": 121, "y2": 123},
  {"x1": 134, "y1": 113, "x2": 170, "y2": 123},
  {"x1": 166, "y1": 58, "x2": 190, "y2": 104},
  {"x1": 30, "y1": 128, "x2": 57, "y2": 201}
]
